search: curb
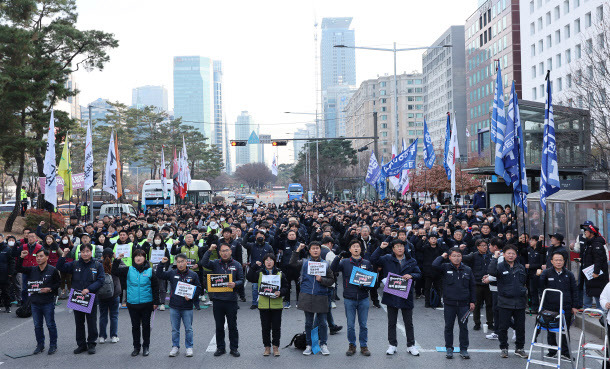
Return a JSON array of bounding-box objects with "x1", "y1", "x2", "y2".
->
[{"x1": 574, "y1": 314, "x2": 606, "y2": 339}]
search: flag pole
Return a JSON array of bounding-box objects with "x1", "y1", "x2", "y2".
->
[{"x1": 424, "y1": 169, "x2": 427, "y2": 204}]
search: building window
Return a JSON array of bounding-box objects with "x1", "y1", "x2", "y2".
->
[
  {"x1": 546, "y1": 35, "x2": 552, "y2": 48},
  {"x1": 586, "y1": 38, "x2": 593, "y2": 52},
  {"x1": 532, "y1": 88, "x2": 538, "y2": 100},
  {"x1": 585, "y1": 12, "x2": 591, "y2": 27},
  {"x1": 565, "y1": 24, "x2": 571, "y2": 39},
  {"x1": 381, "y1": 123, "x2": 388, "y2": 128},
  {"x1": 381, "y1": 115, "x2": 388, "y2": 120},
  {"x1": 380, "y1": 90, "x2": 386, "y2": 95},
  {"x1": 381, "y1": 98, "x2": 387, "y2": 103},
  {"x1": 574, "y1": 0, "x2": 579, "y2": 7},
  {"x1": 555, "y1": 30, "x2": 561, "y2": 43},
  {"x1": 556, "y1": 54, "x2": 562, "y2": 67},
  {"x1": 532, "y1": 66, "x2": 537, "y2": 78},
  {"x1": 538, "y1": 39, "x2": 544, "y2": 52},
  {"x1": 381, "y1": 107, "x2": 387, "y2": 112},
  {"x1": 554, "y1": 6, "x2": 560, "y2": 19},
  {"x1": 380, "y1": 81, "x2": 386, "y2": 87},
  {"x1": 538, "y1": 17, "x2": 543, "y2": 30},
  {"x1": 557, "y1": 77, "x2": 563, "y2": 91},
  {"x1": 575, "y1": 18, "x2": 580, "y2": 33},
  {"x1": 381, "y1": 131, "x2": 388, "y2": 137},
  {"x1": 531, "y1": 44, "x2": 536, "y2": 56},
  {"x1": 539, "y1": 62, "x2": 544, "y2": 76},
  {"x1": 530, "y1": 0, "x2": 535, "y2": 13},
  {"x1": 546, "y1": 11, "x2": 551, "y2": 25},
  {"x1": 547, "y1": 58, "x2": 553, "y2": 70},
  {"x1": 565, "y1": 48, "x2": 571, "y2": 63},
  {"x1": 563, "y1": 0, "x2": 569, "y2": 14},
  {"x1": 575, "y1": 44, "x2": 581, "y2": 58},
  {"x1": 566, "y1": 74, "x2": 572, "y2": 87},
  {"x1": 597, "y1": 5, "x2": 604, "y2": 21}
]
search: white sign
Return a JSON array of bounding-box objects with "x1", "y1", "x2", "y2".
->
[
  {"x1": 583, "y1": 264, "x2": 604, "y2": 280},
  {"x1": 150, "y1": 249, "x2": 165, "y2": 264},
  {"x1": 259, "y1": 134, "x2": 271, "y2": 144},
  {"x1": 259, "y1": 274, "x2": 281, "y2": 297},
  {"x1": 175, "y1": 281, "x2": 196, "y2": 298},
  {"x1": 307, "y1": 261, "x2": 327, "y2": 276},
  {"x1": 115, "y1": 244, "x2": 131, "y2": 259}
]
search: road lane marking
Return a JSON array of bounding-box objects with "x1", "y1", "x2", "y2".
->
[
  {"x1": 206, "y1": 319, "x2": 228, "y2": 352},
  {"x1": 380, "y1": 303, "x2": 422, "y2": 349}
]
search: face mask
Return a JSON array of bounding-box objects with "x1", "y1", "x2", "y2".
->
[
  {"x1": 488, "y1": 217, "x2": 494, "y2": 222},
  {"x1": 154, "y1": 239, "x2": 162, "y2": 245},
  {"x1": 432, "y1": 227, "x2": 437, "y2": 232},
  {"x1": 8, "y1": 241, "x2": 15, "y2": 246},
  {"x1": 256, "y1": 237, "x2": 264, "y2": 243},
  {"x1": 246, "y1": 217, "x2": 252, "y2": 222},
  {"x1": 161, "y1": 233, "x2": 168, "y2": 238},
  {"x1": 220, "y1": 217, "x2": 225, "y2": 222},
  {"x1": 407, "y1": 226, "x2": 412, "y2": 231},
  {"x1": 419, "y1": 221, "x2": 424, "y2": 225},
  {"x1": 62, "y1": 239, "x2": 69, "y2": 244}
]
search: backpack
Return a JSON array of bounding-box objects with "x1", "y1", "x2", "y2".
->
[
  {"x1": 284, "y1": 332, "x2": 307, "y2": 350},
  {"x1": 429, "y1": 288, "x2": 441, "y2": 308},
  {"x1": 536, "y1": 310, "x2": 560, "y2": 330},
  {"x1": 97, "y1": 273, "x2": 115, "y2": 300},
  {"x1": 15, "y1": 299, "x2": 32, "y2": 318}
]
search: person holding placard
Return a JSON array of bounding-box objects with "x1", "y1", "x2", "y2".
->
[
  {"x1": 200, "y1": 242, "x2": 244, "y2": 357},
  {"x1": 156, "y1": 253, "x2": 200, "y2": 357},
  {"x1": 112, "y1": 249, "x2": 160, "y2": 357},
  {"x1": 289, "y1": 241, "x2": 335, "y2": 356},
  {"x1": 148, "y1": 233, "x2": 171, "y2": 311},
  {"x1": 112, "y1": 230, "x2": 134, "y2": 308},
  {"x1": 330, "y1": 239, "x2": 373, "y2": 356},
  {"x1": 16, "y1": 247, "x2": 60, "y2": 355},
  {"x1": 370, "y1": 240, "x2": 421, "y2": 357},
  {"x1": 57, "y1": 243, "x2": 105, "y2": 355},
  {"x1": 246, "y1": 252, "x2": 288, "y2": 357},
  {"x1": 176, "y1": 234, "x2": 204, "y2": 310},
  {"x1": 432, "y1": 247, "x2": 476, "y2": 359},
  {"x1": 244, "y1": 230, "x2": 274, "y2": 309}
]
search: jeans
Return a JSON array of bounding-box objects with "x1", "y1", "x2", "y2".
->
[
  {"x1": 169, "y1": 308, "x2": 193, "y2": 348},
  {"x1": 444, "y1": 304, "x2": 469, "y2": 350},
  {"x1": 127, "y1": 303, "x2": 153, "y2": 349},
  {"x1": 498, "y1": 307, "x2": 525, "y2": 350},
  {"x1": 74, "y1": 303, "x2": 98, "y2": 348},
  {"x1": 344, "y1": 298, "x2": 369, "y2": 347},
  {"x1": 251, "y1": 282, "x2": 259, "y2": 306},
  {"x1": 259, "y1": 309, "x2": 282, "y2": 347},
  {"x1": 583, "y1": 286, "x2": 601, "y2": 309},
  {"x1": 98, "y1": 296, "x2": 120, "y2": 339},
  {"x1": 305, "y1": 311, "x2": 328, "y2": 346},
  {"x1": 387, "y1": 306, "x2": 415, "y2": 347},
  {"x1": 474, "y1": 284, "x2": 494, "y2": 326},
  {"x1": 213, "y1": 300, "x2": 239, "y2": 350},
  {"x1": 31, "y1": 302, "x2": 57, "y2": 347}
]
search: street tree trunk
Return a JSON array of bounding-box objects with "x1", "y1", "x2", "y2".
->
[{"x1": 4, "y1": 110, "x2": 27, "y2": 232}]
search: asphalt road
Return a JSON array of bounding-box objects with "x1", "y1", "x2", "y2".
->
[{"x1": 0, "y1": 281, "x2": 599, "y2": 369}]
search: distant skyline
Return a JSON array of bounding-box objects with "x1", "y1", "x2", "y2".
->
[{"x1": 73, "y1": 0, "x2": 474, "y2": 165}]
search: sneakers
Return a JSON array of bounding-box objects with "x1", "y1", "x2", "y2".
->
[
  {"x1": 283, "y1": 302, "x2": 291, "y2": 309},
  {"x1": 73, "y1": 346, "x2": 87, "y2": 354},
  {"x1": 159, "y1": 305, "x2": 166, "y2": 311},
  {"x1": 33, "y1": 345, "x2": 45, "y2": 354},
  {"x1": 204, "y1": 300, "x2": 212, "y2": 306},
  {"x1": 214, "y1": 348, "x2": 226, "y2": 356},
  {"x1": 346, "y1": 344, "x2": 356, "y2": 356},
  {"x1": 460, "y1": 349, "x2": 470, "y2": 359},
  {"x1": 515, "y1": 349, "x2": 527, "y2": 358},
  {"x1": 486, "y1": 333, "x2": 499, "y2": 340},
  {"x1": 320, "y1": 344, "x2": 330, "y2": 356},
  {"x1": 386, "y1": 345, "x2": 397, "y2": 355},
  {"x1": 131, "y1": 348, "x2": 140, "y2": 357},
  {"x1": 230, "y1": 350, "x2": 240, "y2": 357},
  {"x1": 360, "y1": 347, "x2": 371, "y2": 356},
  {"x1": 264, "y1": 347, "x2": 271, "y2": 356},
  {"x1": 99, "y1": 337, "x2": 105, "y2": 344},
  {"x1": 473, "y1": 323, "x2": 481, "y2": 331},
  {"x1": 303, "y1": 346, "x2": 312, "y2": 355},
  {"x1": 545, "y1": 351, "x2": 557, "y2": 358},
  {"x1": 407, "y1": 345, "x2": 420, "y2": 356},
  {"x1": 329, "y1": 325, "x2": 343, "y2": 335},
  {"x1": 500, "y1": 349, "x2": 509, "y2": 358},
  {"x1": 373, "y1": 302, "x2": 381, "y2": 308},
  {"x1": 111, "y1": 336, "x2": 119, "y2": 343},
  {"x1": 331, "y1": 301, "x2": 337, "y2": 309},
  {"x1": 186, "y1": 348, "x2": 193, "y2": 357},
  {"x1": 87, "y1": 345, "x2": 96, "y2": 355},
  {"x1": 446, "y1": 348, "x2": 454, "y2": 359},
  {"x1": 250, "y1": 305, "x2": 258, "y2": 310},
  {"x1": 48, "y1": 346, "x2": 57, "y2": 355},
  {"x1": 169, "y1": 347, "x2": 179, "y2": 357},
  {"x1": 273, "y1": 345, "x2": 280, "y2": 357}
]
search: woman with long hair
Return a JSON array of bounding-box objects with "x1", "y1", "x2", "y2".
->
[
  {"x1": 98, "y1": 248, "x2": 122, "y2": 344},
  {"x1": 57, "y1": 235, "x2": 73, "y2": 299}
]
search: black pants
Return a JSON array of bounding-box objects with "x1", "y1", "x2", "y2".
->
[
  {"x1": 547, "y1": 311, "x2": 572, "y2": 357},
  {"x1": 281, "y1": 266, "x2": 300, "y2": 303},
  {"x1": 444, "y1": 304, "x2": 470, "y2": 350},
  {"x1": 474, "y1": 284, "x2": 494, "y2": 326},
  {"x1": 369, "y1": 274, "x2": 381, "y2": 304},
  {"x1": 74, "y1": 304, "x2": 98, "y2": 348},
  {"x1": 415, "y1": 278, "x2": 424, "y2": 296},
  {"x1": 498, "y1": 307, "x2": 525, "y2": 350},
  {"x1": 259, "y1": 309, "x2": 282, "y2": 347},
  {"x1": 529, "y1": 276, "x2": 541, "y2": 309},
  {"x1": 387, "y1": 306, "x2": 414, "y2": 347},
  {"x1": 127, "y1": 303, "x2": 153, "y2": 349},
  {"x1": 0, "y1": 282, "x2": 10, "y2": 309},
  {"x1": 193, "y1": 270, "x2": 202, "y2": 308},
  {"x1": 213, "y1": 300, "x2": 239, "y2": 351},
  {"x1": 424, "y1": 275, "x2": 442, "y2": 306}
]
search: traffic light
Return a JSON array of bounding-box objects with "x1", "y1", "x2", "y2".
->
[
  {"x1": 271, "y1": 140, "x2": 288, "y2": 146},
  {"x1": 231, "y1": 140, "x2": 247, "y2": 147},
  {"x1": 357, "y1": 145, "x2": 369, "y2": 152}
]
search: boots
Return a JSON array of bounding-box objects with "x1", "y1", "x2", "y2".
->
[
  {"x1": 273, "y1": 346, "x2": 280, "y2": 357},
  {"x1": 346, "y1": 344, "x2": 357, "y2": 356},
  {"x1": 263, "y1": 347, "x2": 271, "y2": 356}
]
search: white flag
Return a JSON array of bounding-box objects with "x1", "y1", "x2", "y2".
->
[
  {"x1": 103, "y1": 131, "x2": 118, "y2": 199},
  {"x1": 83, "y1": 119, "x2": 94, "y2": 192},
  {"x1": 389, "y1": 144, "x2": 401, "y2": 190},
  {"x1": 271, "y1": 154, "x2": 278, "y2": 176},
  {"x1": 182, "y1": 136, "x2": 191, "y2": 189},
  {"x1": 43, "y1": 109, "x2": 58, "y2": 208},
  {"x1": 160, "y1": 146, "x2": 167, "y2": 197},
  {"x1": 447, "y1": 116, "x2": 460, "y2": 197}
]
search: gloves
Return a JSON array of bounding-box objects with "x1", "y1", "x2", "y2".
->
[{"x1": 341, "y1": 251, "x2": 351, "y2": 259}]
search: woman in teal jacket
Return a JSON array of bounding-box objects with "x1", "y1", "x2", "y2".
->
[{"x1": 112, "y1": 249, "x2": 160, "y2": 357}]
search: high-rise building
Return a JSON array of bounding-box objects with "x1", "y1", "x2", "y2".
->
[
  {"x1": 213, "y1": 61, "x2": 224, "y2": 148},
  {"x1": 80, "y1": 98, "x2": 115, "y2": 126},
  {"x1": 235, "y1": 111, "x2": 253, "y2": 167},
  {"x1": 520, "y1": 0, "x2": 606, "y2": 106},
  {"x1": 465, "y1": 0, "x2": 522, "y2": 160},
  {"x1": 323, "y1": 84, "x2": 356, "y2": 137},
  {"x1": 321, "y1": 17, "x2": 356, "y2": 92},
  {"x1": 131, "y1": 85, "x2": 168, "y2": 111},
  {"x1": 293, "y1": 124, "x2": 317, "y2": 162},
  {"x1": 346, "y1": 73, "x2": 425, "y2": 165},
  {"x1": 56, "y1": 74, "x2": 80, "y2": 121},
  {"x1": 224, "y1": 116, "x2": 232, "y2": 174},
  {"x1": 173, "y1": 56, "x2": 213, "y2": 138},
  {"x1": 423, "y1": 25, "x2": 468, "y2": 155}
]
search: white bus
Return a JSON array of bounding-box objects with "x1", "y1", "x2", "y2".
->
[
  {"x1": 184, "y1": 180, "x2": 212, "y2": 205},
  {"x1": 141, "y1": 179, "x2": 174, "y2": 211}
]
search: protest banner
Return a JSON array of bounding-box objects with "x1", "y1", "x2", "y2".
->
[
  {"x1": 258, "y1": 274, "x2": 281, "y2": 297},
  {"x1": 174, "y1": 281, "x2": 196, "y2": 299},
  {"x1": 27, "y1": 280, "x2": 43, "y2": 294},
  {"x1": 349, "y1": 267, "x2": 377, "y2": 287},
  {"x1": 307, "y1": 261, "x2": 327, "y2": 276},
  {"x1": 67, "y1": 289, "x2": 96, "y2": 313},
  {"x1": 207, "y1": 274, "x2": 233, "y2": 292},
  {"x1": 150, "y1": 249, "x2": 165, "y2": 264},
  {"x1": 382, "y1": 272, "x2": 412, "y2": 299},
  {"x1": 114, "y1": 244, "x2": 131, "y2": 258}
]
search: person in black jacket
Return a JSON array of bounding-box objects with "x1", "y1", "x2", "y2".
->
[
  {"x1": 525, "y1": 236, "x2": 545, "y2": 311},
  {"x1": 17, "y1": 247, "x2": 60, "y2": 355},
  {"x1": 275, "y1": 229, "x2": 302, "y2": 308},
  {"x1": 57, "y1": 243, "x2": 105, "y2": 355},
  {"x1": 433, "y1": 247, "x2": 476, "y2": 359},
  {"x1": 544, "y1": 233, "x2": 569, "y2": 269},
  {"x1": 581, "y1": 225, "x2": 609, "y2": 309},
  {"x1": 417, "y1": 233, "x2": 446, "y2": 308},
  {"x1": 539, "y1": 252, "x2": 580, "y2": 359},
  {"x1": 462, "y1": 239, "x2": 493, "y2": 331},
  {"x1": 0, "y1": 234, "x2": 15, "y2": 313},
  {"x1": 488, "y1": 245, "x2": 527, "y2": 359}
]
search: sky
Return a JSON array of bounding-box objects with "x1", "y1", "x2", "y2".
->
[{"x1": 74, "y1": 0, "x2": 475, "y2": 167}]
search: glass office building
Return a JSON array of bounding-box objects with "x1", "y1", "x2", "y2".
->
[{"x1": 173, "y1": 56, "x2": 213, "y2": 138}]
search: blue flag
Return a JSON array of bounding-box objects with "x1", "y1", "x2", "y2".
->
[
  {"x1": 492, "y1": 64, "x2": 510, "y2": 183},
  {"x1": 443, "y1": 113, "x2": 451, "y2": 180},
  {"x1": 423, "y1": 118, "x2": 436, "y2": 169},
  {"x1": 540, "y1": 73, "x2": 560, "y2": 212},
  {"x1": 503, "y1": 81, "x2": 529, "y2": 213},
  {"x1": 365, "y1": 151, "x2": 381, "y2": 186},
  {"x1": 382, "y1": 138, "x2": 418, "y2": 177},
  {"x1": 376, "y1": 159, "x2": 386, "y2": 200}
]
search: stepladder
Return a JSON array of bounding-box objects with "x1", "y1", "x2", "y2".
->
[
  {"x1": 526, "y1": 288, "x2": 575, "y2": 369},
  {"x1": 575, "y1": 308, "x2": 607, "y2": 369}
]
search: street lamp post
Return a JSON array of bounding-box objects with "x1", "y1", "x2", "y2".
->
[{"x1": 334, "y1": 43, "x2": 452, "y2": 149}]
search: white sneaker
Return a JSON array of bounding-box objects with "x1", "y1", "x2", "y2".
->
[
  {"x1": 320, "y1": 344, "x2": 330, "y2": 355},
  {"x1": 331, "y1": 301, "x2": 337, "y2": 309},
  {"x1": 99, "y1": 337, "x2": 105, "y2": 344},
  {"x1": 186, "y1": 348, "x2": 193, "y2": 357},
  {"x1": 386, "y1": 345, "x2": 397, "y2": 355},
  {"x1": 407, "y1": 345, "x2": 420, "y2": 356},
  {"x1": 169, "y1": 347, "x2": 179, "y2": 357},
  {"x1": 111, "y1": 336, "x2": 119, "y2": 343},
  {"x1": 303, "y1": 346, "x2": 312, "y2": 355},
  {"x1": 512, "y1": 330, "x2": 516, "y2": 341},
  {"x1": 204, "y1": 300, "x2": 212, "y2": 306},
  {"x1": 159, "y1": 305, "x2": 166, "y2": 311},
  {"x1": 199, "y1": 295, "x2": 204, "y2": 301},
  {"x1": 486, "y1": 333, "x2": 499, "y2": 340}
]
